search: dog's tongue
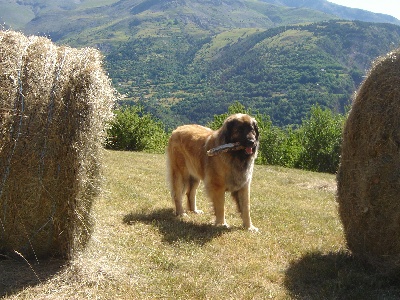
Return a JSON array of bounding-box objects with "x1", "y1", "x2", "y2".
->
[{"x1": 245, "y1": 147, "x2": 253, "y2": 155}]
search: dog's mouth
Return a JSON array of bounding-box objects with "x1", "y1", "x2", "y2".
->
[
  {"x1": 207, "y1": 141, "x2": 257, "y2": 157},
  {"x1": 245, "y1": 147, "x2": 254, "y2": 155},
  {"x1": 243, "y1": 141, "x2": 257, "y2": 155}
]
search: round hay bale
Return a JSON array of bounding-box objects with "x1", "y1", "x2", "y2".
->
[
  {"x1": 0, "y1": 30, "x2": 116, "y2": 259},
  {"x1": 337, "y1": 48, "x2": 400, "y2": 270}
]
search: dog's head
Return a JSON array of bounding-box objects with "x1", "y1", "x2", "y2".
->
[{"x1": 221, "y1": 113, "x2": 259, "y2": 157}]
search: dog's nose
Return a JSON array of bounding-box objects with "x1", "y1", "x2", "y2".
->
[{"x1": 246, "y1": 139, "x2": 256, "y2": 147}]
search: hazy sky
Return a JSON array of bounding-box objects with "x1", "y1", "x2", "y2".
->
[{"x1": 328, "y1": 1, "x2": 400, "y2": 20}]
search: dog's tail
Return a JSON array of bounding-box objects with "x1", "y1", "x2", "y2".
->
[{"x1": 165, "y1": 145, "x2": 173, "y2": 194}]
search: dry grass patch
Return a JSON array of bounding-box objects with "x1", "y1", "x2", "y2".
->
[{"x1": 1, "y1": 151, "x2": 400, "y2": 299}]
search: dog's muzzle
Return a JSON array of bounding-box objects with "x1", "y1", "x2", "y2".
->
[{"x1": 244, "y1": 140, "x2": 257, "y2": 155}]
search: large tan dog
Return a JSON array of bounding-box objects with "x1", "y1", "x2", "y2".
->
[{"x1": 167, "y1": 113, "x2": 259, "y2": 231}]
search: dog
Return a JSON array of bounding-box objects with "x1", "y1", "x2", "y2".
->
[{"x1": 166, "y1": 113, "x2": 259, "y2": 231}]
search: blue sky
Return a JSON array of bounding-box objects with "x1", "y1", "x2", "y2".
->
[{"x1": 328, "y1": 1, "x2": 400, "y2": 20}]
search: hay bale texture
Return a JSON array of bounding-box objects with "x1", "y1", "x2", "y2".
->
[
  {"x1": 337, "y1": 49, "x2": 400, "y2": 270},
  {"x1": 0, "y1": 30, "x2": 115, "y2": 259}
]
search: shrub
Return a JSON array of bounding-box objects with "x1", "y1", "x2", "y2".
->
[
  {"x1": 258, "y1": 123, "x2": 301, "y2": 168},
  {"x1": 107, "y1": 105, "x2": 168, "y2": 153},
  {"x1": 295, "y1": 105, "x2": 345, "y2": 173},
  {"x1": 109, "y1": 102, "x2": 345, "y2": 175}
]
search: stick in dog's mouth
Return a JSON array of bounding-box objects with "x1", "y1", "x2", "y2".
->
[{"x1": 207, "y1": 142, "x2": 246, "y2": 156}]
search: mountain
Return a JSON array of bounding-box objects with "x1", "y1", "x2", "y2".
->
[
  {"x1": 10, "y1": 0, "x2": 337, "y2": 44},
  {"x1": 259, "y1": 0, "x2": 400, "y2": 25},
  {"x1": 1, "y1": 0, "x2": 400, "y2": 128},
  {"x1": 106, "y1": 20, "x2": 400, "y2": 127},
  {"x1": 1, "y1": 0, "x2": 399, "y2": 33}
]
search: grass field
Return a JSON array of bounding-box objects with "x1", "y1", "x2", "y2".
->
[{"x1": 1, "y1": 151, "x2": 400, "y2": 299}]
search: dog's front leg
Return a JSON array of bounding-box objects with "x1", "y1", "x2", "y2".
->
[{"x1": 236, "y1": 185, "x2": 258, "y2": 232}]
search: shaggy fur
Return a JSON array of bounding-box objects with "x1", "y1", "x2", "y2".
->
[{"x1": 167, "y1": 114, "x2": 259, "y2": 231}]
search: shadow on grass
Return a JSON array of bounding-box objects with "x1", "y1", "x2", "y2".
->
[
  {"x1": 123, "y1": 208, "x2": 233, "y2": 245},
  {"x1": 0, "y1": 256, "x2": 66, "y2": 297},
  {"x1": 284, "y1": 251, "x2": 400, "y2": 300}
]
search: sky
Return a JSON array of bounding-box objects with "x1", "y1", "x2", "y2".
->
[{"x1": 327, "y1": 1, "x2": 400, "y2": 20}]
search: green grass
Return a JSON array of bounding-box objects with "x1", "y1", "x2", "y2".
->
[
  {"x1": 0, "y1": 3, "x2": 35, "y2": 29},
  {"x1": 78, "y1": 0, "x2": 120, "y2": 10},
  {"x1": 195, "y1": 28, "x2": 261, "y2": 62},
  {"x1": 1, "y1": 151, "x2": 400, "y2": 299}
]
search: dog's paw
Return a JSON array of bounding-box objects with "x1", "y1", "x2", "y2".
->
[
  {"x1": 176, "y1": 212, "x2": 189, "y2": 218},
  {"x1": 246, "y1": 225, "x2": 259, "y2": 233},
  {"x1": 215, "y1": 222, "x2": 230, "y2": 229},
  {"x1": 192, "y1": 209, "x2": 204, "y2": 214}
]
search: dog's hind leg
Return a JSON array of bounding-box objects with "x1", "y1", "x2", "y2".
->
[
  {"x1": 167, "y1": 159, "x2": 187, "y2": 216},
  {"x1": 170, "y1": 174, "x2": 186, "y2": 216},
  {"x1": 167, "y1": 149, "x2": 188, "y2": 216},
  {"x1": 206, "y1": 184, "x2": 228, "y2": 227},
  {"x1": 186, "y1": 176, "x2": 203, "y2": 214}
]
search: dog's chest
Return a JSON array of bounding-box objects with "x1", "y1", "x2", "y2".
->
[{"x1": 226, "y1": 160, "x2": 254, "y2": 191}]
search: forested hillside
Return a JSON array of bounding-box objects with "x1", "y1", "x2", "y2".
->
[
  {"x1": 2, "y1": 0, "x2": 400, "y2": 127},
  {"x1": 107, "y1": 20, "x2": 400, "y2": 127}
]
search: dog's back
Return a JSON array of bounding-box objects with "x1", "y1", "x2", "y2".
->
[{"x1": 167, "y1": 124, "x2": 213, "y2": 181}]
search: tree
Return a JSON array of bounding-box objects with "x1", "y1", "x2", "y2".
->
[
  {"x1": 258, "y1": 124, "x2": 301, "y2": 168},
  {"x1": 295, "y1": 105, "x2": 345, "y2": 173},
  {"x1": 106, "y1": 105, "x2": 168, "y2": 153}
]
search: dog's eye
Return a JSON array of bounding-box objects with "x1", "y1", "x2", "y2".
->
[{"x1": 244, "y1": 124, "x2": 254, "y2": 132}]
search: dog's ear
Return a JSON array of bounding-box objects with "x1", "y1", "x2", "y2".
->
[
  {"x1": 226, "y1": 116, "x2": 237, "y2": 133},
  {"x1": 220, "y1": 115, "x2": 237, "y2": 143}
]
